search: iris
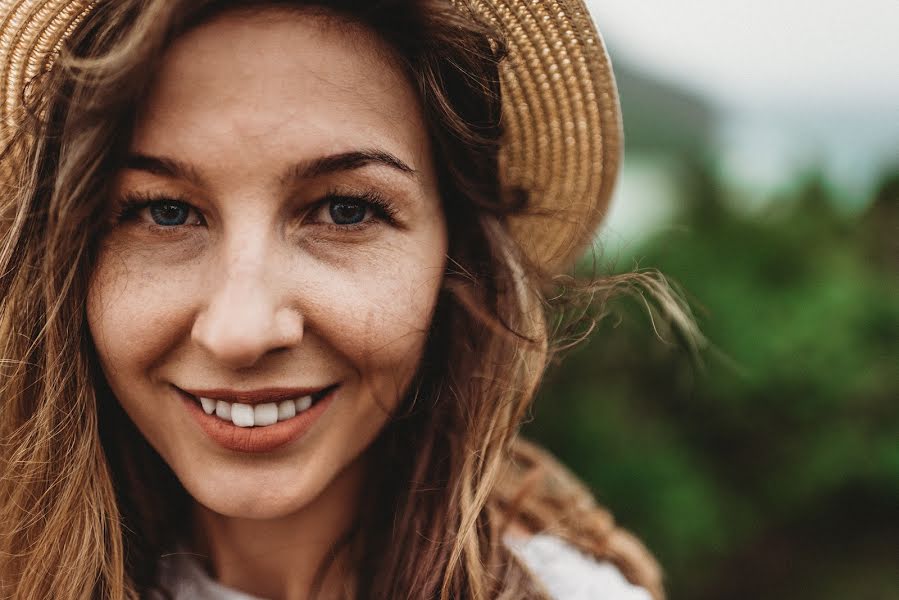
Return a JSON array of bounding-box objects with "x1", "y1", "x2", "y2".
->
[
  {"x1": 149, "y1": 202, "x2": 190, "y2": 226},
  {"x1": 329, "y1": 199, "x2": 367, "y2": 225}
]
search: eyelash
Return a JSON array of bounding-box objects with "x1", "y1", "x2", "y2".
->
[{"x1": 112, "y1": 189, "x2": 399, "y2": 234}]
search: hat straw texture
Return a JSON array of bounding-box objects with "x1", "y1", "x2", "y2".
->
[
  {"x1": 468, "y1": 0, "x2": 622, "y2": 271},
  {"x1": 1, "y1": 0, "x2": 622, "y2": 271},
  {"x1": 1, "y1": 0, "x2": 94, "y2": 133}
]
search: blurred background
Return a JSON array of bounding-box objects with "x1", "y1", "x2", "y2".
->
[{"x1": 526, "y1": 1, "x2": 898, "y2": 598}]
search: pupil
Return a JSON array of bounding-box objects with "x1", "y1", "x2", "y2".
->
[
  {"x1": 329, "y1": 200, "x2": 366, "y2": 225},
  {"x1": 149, "y1": 202, "x2": 188, "y2": 226}
]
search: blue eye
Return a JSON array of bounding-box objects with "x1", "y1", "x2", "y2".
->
[
  {"x1": 113, "y1": 195, "x2": 203, "y2": 229},
  {"x1": 328, "y1": 199, "x2": 369, "y2": 225},
  {"x1": 148, "y1": 201, "x2": 191, "y2": 226}
]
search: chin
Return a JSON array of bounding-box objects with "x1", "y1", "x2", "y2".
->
[
  {"x1": 174, "y1": 434, "x2": 371, "y2": 522},
  {"x1": 184, "y1": 468, "x2": 328, "y2": 520},
  {"x1": 201, "y1": 493, "x2": 312, "y2": 521}
]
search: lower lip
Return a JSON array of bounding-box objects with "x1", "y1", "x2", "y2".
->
[{"x1": 179, "y1": 388, "x2": 336, "y2": 453}]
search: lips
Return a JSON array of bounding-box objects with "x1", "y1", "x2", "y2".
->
[{"x1": 175, "y1": 384, "x2": 339, "y2": 453}]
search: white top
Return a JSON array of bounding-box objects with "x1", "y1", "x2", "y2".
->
[{"x1": 154, "y1": 533, "x2": 652, "y2": 599}]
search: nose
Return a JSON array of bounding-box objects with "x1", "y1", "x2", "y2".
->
[{"x1": 191, "y1": 252, "x2": 303, "y2": 370}]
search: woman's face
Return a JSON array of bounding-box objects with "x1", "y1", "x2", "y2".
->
[{"x1": 87, "y1": 8, "x2": 447, "y2": 518}]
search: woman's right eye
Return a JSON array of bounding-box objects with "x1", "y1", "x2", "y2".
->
[
  {"x1": 147, "y1": 201, "x2": 193, "y2": 226},
  {"x1": 115, "y1": 197, "x2": 204, "y2": 228}
]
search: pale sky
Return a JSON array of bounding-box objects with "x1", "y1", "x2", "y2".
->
[
  {"x1": 585, "y1": 1, "x2": 898, "y2": 243},
  {"x1": 586, "y1": 0, "x2": 899, "y2": 112}
]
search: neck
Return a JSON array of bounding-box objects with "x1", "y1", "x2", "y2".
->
[{"x1": 191, "y1": 453, "x2": 368, "y2": 600}]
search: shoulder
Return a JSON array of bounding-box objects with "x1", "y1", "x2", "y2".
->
[
  {"x1": 505, "y1": 532, "x2": 654, "y2": 600},
  {"x1": 494, "y1": 438, "x2": 664, "y2": 598}
]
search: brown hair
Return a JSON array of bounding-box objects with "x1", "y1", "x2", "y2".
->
[{"x1": 0, "y1": 1, "x2": 698, "y2": 598}]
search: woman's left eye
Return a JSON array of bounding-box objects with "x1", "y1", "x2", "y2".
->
[
  {"x1": 326, "y1": 198, "x2": 371, "y2": 225},
  {"x1": 310, "y1": 193, "x2": 396, "y2": 229}
]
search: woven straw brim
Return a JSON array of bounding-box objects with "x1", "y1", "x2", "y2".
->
[
  {"x1": 469, "y1": 0, "x2": 622, "y2": 271},
  {"x1": 1, "y1": 0, "x2": 621, "y2": 272}
]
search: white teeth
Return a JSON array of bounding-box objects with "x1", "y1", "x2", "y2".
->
[
  {"x1": 277, "y1": 399, "x2": 296, "y2": 421},
  {"x1": 199, "y1": 392, "x2": 322, "y2": 426},
  {"x1": 295, "y1": 395, "x2": 313, "y2": 412},
  {"x1": 231, "y1": 403, "x2": 255, "y2": 427},
  {"x1": 254, "y1": 402, "x2": 278, "y2": 427},
  {"x1": 199, "y1": 397, "x2": 216, "y2": 415},
  {"x1": 215, "y1": 400, "x2": 231, "y2": 420}
]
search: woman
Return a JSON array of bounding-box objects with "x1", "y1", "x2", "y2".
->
[{"x1": 0, "y1": 0, "x2": 694, "y2": 598}]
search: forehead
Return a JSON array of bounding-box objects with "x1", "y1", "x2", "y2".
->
[{"x1": 131, "y1": 7, "x2": 427, "y2": 170}]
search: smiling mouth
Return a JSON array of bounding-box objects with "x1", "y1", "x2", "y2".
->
[{"x1": 180, "y1": 385, "x2": 337, "y2": 428}]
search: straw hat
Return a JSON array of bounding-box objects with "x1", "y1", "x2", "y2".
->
[{"x1": 0, "y1": 0, "x2": 622, "y2": 272}]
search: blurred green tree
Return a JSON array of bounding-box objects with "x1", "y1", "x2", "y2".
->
[{"x1": 526, "y1": 163, "x2": 899, "y2": 600}]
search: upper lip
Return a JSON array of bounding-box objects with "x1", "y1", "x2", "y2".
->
[{"x1": 178, "y1": 385, "x2": 334, "y2": 405}]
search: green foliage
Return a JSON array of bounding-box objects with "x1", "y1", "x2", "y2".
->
[{"x1": 525, "y1": 163, "x2": 899, "y2": 600}]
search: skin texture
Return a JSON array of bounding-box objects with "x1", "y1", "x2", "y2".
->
[{"x1": 86, "y1": 8, "x2": 447, "y2": 598}]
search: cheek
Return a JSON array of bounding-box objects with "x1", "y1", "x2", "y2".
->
[
  {"x1": 86, "y1": 245, "x2": 195, "y2": 381},
  {"x1": 303, "y1": 243, "x2": 445, "y2": 388}
]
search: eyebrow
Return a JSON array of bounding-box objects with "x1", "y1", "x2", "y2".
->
[
  {"x1": 124, "y1": 154, "x2": 206, "y2": 187},
  {"x1": 288, "y1": 149, "x2": 417, "y2": 181},
  {"x1": 123, "y1": 149, "x2": 417, "y2": 188}
]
